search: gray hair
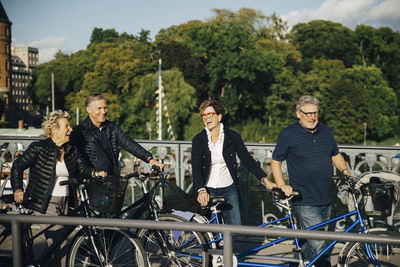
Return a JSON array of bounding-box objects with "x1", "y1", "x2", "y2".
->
[
  {"x1": 85, "y1": 93, "x2": 107, "y2": 107},
  {"x1": 296, "y1": 95, "x2": 320, "y2": 110},
  {"x1": 42, "y1": 110, "x2": 70, "y2": 137}
]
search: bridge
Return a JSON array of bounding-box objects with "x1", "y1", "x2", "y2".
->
[
  {"x1": 1, "y1": 137, "x2": 399, "y2": 227},
  {"x1": 0, "y1": 137, "x2": 399, "y2": 266}
]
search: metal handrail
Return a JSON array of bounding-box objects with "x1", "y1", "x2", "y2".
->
[{"x1": 1, "y1": 214, "x2": 399, "y2": 267}]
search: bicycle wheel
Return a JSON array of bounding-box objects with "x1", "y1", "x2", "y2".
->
[
  {"x1": 137, "y1": 213, "x2": 209, "y2": 267},
  {"x1": 67, "y1": 226, "x2": 147, "y2": 267},
  {"x1": 339, "y1": 229, "x2": 400, "y2": 267}
]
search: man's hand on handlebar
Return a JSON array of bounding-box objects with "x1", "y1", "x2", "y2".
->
[
  {"x1": 93, "y1": 171, "x2": 108, "y2": 179},
  {"x1": 278, "y1": 184, "x2": 293, "y2": 196},
  {"x1": 150, "y1": 158, "x2": 164, "y2": 169}
]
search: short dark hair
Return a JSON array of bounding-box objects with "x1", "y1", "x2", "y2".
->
[
  {"x1": 199, "y1": 99, "x2": 226, "y2": 116},
  {"x1": 85, "y1": 93, "x2": 107, "y2": 107}
]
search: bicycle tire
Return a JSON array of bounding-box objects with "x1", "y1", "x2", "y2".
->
[
  {"x1": 137, "y1": 213, "x2": 209, "y2": 267},
  {"x1": 191, "y1": 213, "x2": 218, "y2": 249},
  {"x1": 338, "y1": 229, "x2": 400, "y2": 267},
  {"x1": 67, "y1": 226, "x2": 147, "y2": 267}
]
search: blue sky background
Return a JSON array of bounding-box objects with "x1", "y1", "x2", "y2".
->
[{"x1": 3, "y1": 0, "x2": 399, "y2": 63}]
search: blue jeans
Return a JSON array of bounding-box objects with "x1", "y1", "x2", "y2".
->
[
  {"x1": 207, "y1": 183, "x2": 241, "y2": 225},
  {"x1": 293, "y1": 205, "x2": 331, "y2": 266}
]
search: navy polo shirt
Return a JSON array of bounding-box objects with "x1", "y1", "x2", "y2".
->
[{"x1": 272, "y1": 121, "x2": 339, "y2": 206}]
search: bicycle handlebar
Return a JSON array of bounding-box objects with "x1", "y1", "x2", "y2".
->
[
  {"x1": 271, "y1": 187, "x2": 301, "y2": 203},
  {"x1": 123, "y1": 166, "x2": 168, "y2": 180}
]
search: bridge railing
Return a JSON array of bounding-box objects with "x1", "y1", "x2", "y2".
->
[
  {"x1": 1, "y1": 137, "x2": 399, "y2": 228},
  {"x1": 1, "y1": 213, "x2": 400, "y2": 267}
]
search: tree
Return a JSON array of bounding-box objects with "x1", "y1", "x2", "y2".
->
[
  {"x1": 89, "y1": 28, "x2": 120, "y2": 44},
  {"x1": 32, "y1": 50, "x2": 72, "y2": 110},
  {"x1": 157, "y1": 39, "x2": 208, "y2": 104},
  {"x1": 121, "y1": 68, "x2": 196, "y2": 140},
  {"x1": 290, "y1": 20, "x2": 360, "y2": 71},
  {"x1": 340, "y1": 65, "x2": 398, "y2": 139},
  {"x1": 323, "y1": 79, "x2": 371, "y2": 144},
  {"x1": 355, "y1": 25, "x2": 400, "y2": 111}
]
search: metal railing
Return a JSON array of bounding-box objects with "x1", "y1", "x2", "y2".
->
[
  {"x1": 1, "y1": 137, "x2": 399, "y2": 188},
  {"x1": 1, "y1": 214, "x2": 400, "y2": 267},
  {"x1": 1, "y1": 137, "x2": 399, "y2": 226}
]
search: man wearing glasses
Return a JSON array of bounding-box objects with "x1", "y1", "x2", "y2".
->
[{"x1": 271, "y1": 95, "x2": 351, "y2": 267}]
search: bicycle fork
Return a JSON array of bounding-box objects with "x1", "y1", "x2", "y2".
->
[{"x1": 87, "y1": 226, "x2": 107, "y2": 267}]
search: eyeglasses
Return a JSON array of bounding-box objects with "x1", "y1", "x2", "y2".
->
[
  {"x1": 299, "y1": 110, "x2": 319, "y2": 117},
  {"x1": 200, "y1": 112, "x2": 217, "y2": 119}
]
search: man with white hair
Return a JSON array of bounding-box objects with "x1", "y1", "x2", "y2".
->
[{"x1": 271, "y1": 95, "x2": 351, "y2": 267}]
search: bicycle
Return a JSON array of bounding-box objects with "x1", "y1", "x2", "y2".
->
[
  {"x1": 189, "y1": 175, "x2": 400, "y2": 266},
  {"x1": 0, "y1": 177, "x2": 148, "y2": 267},
  {"x1": 114, "y1": 167, "x2": 209, "y2": 266}
]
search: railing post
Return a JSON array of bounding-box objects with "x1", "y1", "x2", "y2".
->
[
  {"x1": 11, "y1": 221, "x2": 22, "y2": 267},
  {"x1": 223, "y1": 230, "x2": 233, "y2": 267}
]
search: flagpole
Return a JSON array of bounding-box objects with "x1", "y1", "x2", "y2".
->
[{"x1": 158, "y1": 58, "x2": 162, "y2": 140}]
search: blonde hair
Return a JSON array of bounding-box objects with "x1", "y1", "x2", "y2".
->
[{"x1": 42, "y1": 110, "x2": 70, "y2": 137}]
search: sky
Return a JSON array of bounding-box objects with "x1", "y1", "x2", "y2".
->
[{"x1": 3, "y1": 0, "x2": 400, "y2": 63}]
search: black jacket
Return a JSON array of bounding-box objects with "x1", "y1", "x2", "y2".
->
[
  {"x1": 71, "y1": 117, "x2": 152, "y2": 176},
  {"x1": 191, "y1": 128, "x2": 267, "y2": 193},
  {"x1": 11, "y1": 138, "x2": 94, "y2": 214}
]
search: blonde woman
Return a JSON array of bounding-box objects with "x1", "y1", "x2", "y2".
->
[{"x1": 11, "y1": 110, "x2": 105, "y2": 266}]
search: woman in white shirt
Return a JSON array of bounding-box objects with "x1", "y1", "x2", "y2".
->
[{"x1": 191, "y1": 100, "x2": 275, "y2": 225}]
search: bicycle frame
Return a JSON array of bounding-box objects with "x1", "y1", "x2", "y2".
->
[
  {"x1": 116, "y1": 171, "x2": 178, "y2": 257},
  {"x1": 1, "y1": 180, "x2": 112, "y2": 267},
  {"x1": 199, "y1": 185, "x2": 380, "y2": 267}
]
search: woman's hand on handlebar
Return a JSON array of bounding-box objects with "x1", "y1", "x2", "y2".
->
[
  {"x1": 262, "y1": 177, "x2": 276, "y2": 190},
  {"x1": 14, "y1": 189, "x2": 24, "y2": 204},
  {"x1": 197, "y1": 189, "x2": 210, "y2": 207}
]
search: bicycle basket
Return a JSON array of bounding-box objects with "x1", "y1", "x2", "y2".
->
[
  {"x1": 88, "y1": 176, "x2": 127, "y2": 213},
  {"x1": 360, "y1": 177, "x2": 395, "y2": 217}
]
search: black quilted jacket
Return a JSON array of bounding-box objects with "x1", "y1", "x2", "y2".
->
[
  {"x1": 11, "y1": 138, "x2": 94, "y2": 214},
  {"x1": 71, "y1": 117, "x2": 152, "y2": 176}
]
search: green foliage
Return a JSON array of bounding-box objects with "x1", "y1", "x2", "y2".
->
[
  {"x1": 121, "y1": 68, "x2": 196, "y2": 140},
  {"x1": 340, "y1": 65, "x2": 398, "y2": 139},
  {"x1": 290, "y1": 20, "x2": 360, "y2": 70},
  {"x1": 27, "y1": 9, "x2": 398, "y2": 145},
  {"x1": 32, "y1": 51, "x2": 72, "y2": 109}
]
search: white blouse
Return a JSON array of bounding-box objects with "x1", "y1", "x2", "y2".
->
[
  {"x1": 52, "y1": 160, "x2": 69, "y2": 197},
  {"x1": 205, "y1": 123, "x2": 234, "y2": 189}
]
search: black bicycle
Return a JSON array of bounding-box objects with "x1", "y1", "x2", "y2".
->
[
  {"x1": 0, "y1": 178, "x2": 148, "y2": 267},
  {"x1": 115, "y1": 167, "x2": 209, "y2": 267}
]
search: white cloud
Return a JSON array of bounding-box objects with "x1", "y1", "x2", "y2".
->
[
  {"x1": 282, "y1": 0, "x2": 400, "y2": 30},
  {"x1": 367, "y1": 0, "x2": 400, "y2": 28},
  {"x1": 28, "y1": 36, "x2": 74, "y2": 63}
]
